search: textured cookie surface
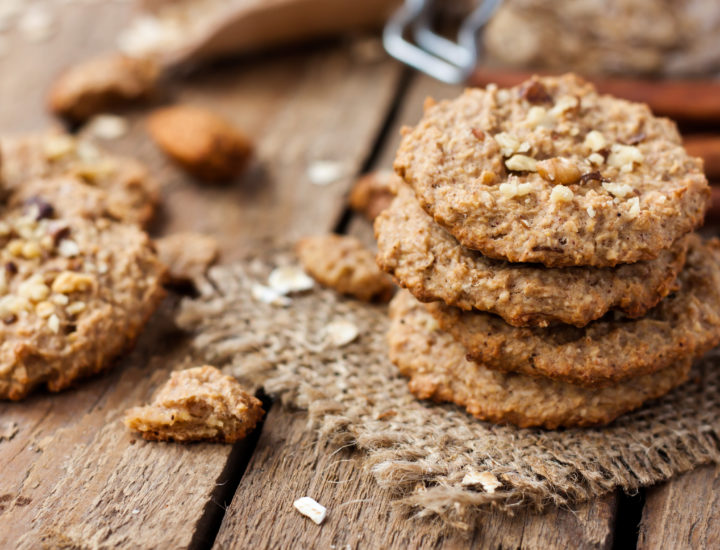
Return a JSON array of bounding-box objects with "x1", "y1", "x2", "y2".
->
[
  {"x1": 0, "y1": 186, "x2": 166, "y2": 400},
  {"x1": 124, "y1": 365, "x2": 264, "y2": 443},
  {"x1": 376, "y1": 185, "x2": 688, "y2": 327},
  {"x1": 427, "y1": 235, "x2": 720, "y2": 387},
  {"x1": 2, "y1": 132, "x2": 159, "y2": 226},
  {"x1": 389, "y1": 291, "x2": 690, "y2": 428},
  {"x1": 296, "y1": 234, "x2": 394, "y2": 303},
  {"x1": 395, "y1": 74, "x2": 709, "y2": 267}
]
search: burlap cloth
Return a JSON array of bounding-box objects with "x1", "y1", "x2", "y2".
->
[{"x1": 176, "y1": 253, "x2": 720, "y2": 530}]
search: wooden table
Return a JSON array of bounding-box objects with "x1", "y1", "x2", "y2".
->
[{"x1": 1, "y1": 4, "x2": 719, "y2": 549}]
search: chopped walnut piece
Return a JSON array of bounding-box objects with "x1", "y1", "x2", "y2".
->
[
  {"x1": 47, "y1": 53, "x2": 159, "y2": 122},
  {"x1": 550, "y1": 185, "x2": 574, "y2": 203},
  {"x1": 505, "y1": 154, "x2": 537, "y2": 172},
  {"x1": 51, "y1": 271, "x2": 96, "y2": 294},
  {"x1": 519, "y1": 79, "x2": 552, "y2": 104},
  {"x1": 537, "y1": 157, "x2": 582, "y2": 184},
  {"x1": 607, "y1": 144, "x2": 644, "y2": 172},
  {"x1": 124, "y1": 365, "x2": 264, "y2": 443},
  {"x1": 296, "y1": 234, "x2": 394, "y2": 303},
  {"x1": 147, "y1": 105, "x2": 253, "y2": 182},
  {"x1": 155, "y1": 232, "x2": 219, "y2": 284},
  {"x1": 348, "y1": 170, "x2": 397, "y2": 221}
]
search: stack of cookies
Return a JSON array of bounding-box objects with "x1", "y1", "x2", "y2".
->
[{"x1": 375, "y1": 74, "x2": 720, "y2": 429}]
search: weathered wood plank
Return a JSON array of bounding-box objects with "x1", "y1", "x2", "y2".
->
[
  {"x1": 638, "y1": 465, "x2": 720, "y2": 550},
  {"x1": 0, "y1": 12, "x2": 403, "y2": 546},
  {"x1": 215, "y1": 72, "x2": 617, "y2": 549},
  {"x1": 214, "y1": 407, "x2": 616, "y2": 550}
]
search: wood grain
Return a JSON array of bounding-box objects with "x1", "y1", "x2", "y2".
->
[
  {"x1": 638, "y1": 465, "x2": 720, "y2": 550},
  {"x1": 214, "y1": 407, "x2": 616, "y2": 550},
  {"x1": 0, "y1": 9, "x2": 403, "y2": 545},
  {"x1": 215, "y1": 73, "x2": 617, "y2": 549}
]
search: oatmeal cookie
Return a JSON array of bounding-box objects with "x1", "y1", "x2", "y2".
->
[
  {"x1": 426, "y1": 235, "x2": 720, "y2": 388},
  {"x1": 124, "y1": 365, "x2": 264, "y2": 443},
  {"x1": 48, "y1": 53, "x2": 159, "y2": 122},
  {"x1": 376, "y1": 185, "x2": 688, "y2": 327},
  {"x1": 296, "y1": 234, "x2": 394, "y2": 303},
  {"x1": 0, "y1": 190, "x2": 166, "y2": 400},
  {"x1": 389, "y1": 291, "x2": 691, "y2": 428},
  {"x1": 394, "y1": 74, "x2": 709, "y2": 267},
  {"x1": 2, "y1": 132, "x2": 159, "y2": 226},
  {"x1": 147, "y1": 105, "x2": 253, "y2": 182}
]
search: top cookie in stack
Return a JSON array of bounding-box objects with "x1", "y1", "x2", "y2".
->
[{"x1": 375, "y1": 74, "x2": 718, "y2": 428}]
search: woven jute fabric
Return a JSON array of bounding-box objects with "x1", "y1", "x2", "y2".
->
[{"x1": 176, "y1": 254, "x2": 720, "y2": 530}]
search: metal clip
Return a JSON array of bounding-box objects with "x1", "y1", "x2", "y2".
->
[{"x1": 383, "y1": 0, "x2": 503, "y2": 84}]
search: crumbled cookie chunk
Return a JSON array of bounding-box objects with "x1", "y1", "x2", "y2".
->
[
  {"x1": 348, "y1": 170, "x2": 397, "y2": 220},
  {"x1": 147, "y1": 105, "x2": 253, "y2": 182},
  {"x1": 47, "y1": 53, "x2": 159, "y2": 122},
  {"x1": 427, "y1": 235, "x2": 720, "y2": 388},
  {"x1": 155, "y1": 232, "x2": 219, "y2": 284},
  {"x1": 124, "y1": 365, "x2": 264, "y2": 443},
  {"x1": 0, "y1": 184, "x2": 166, "y2": 400},
  {"x1": 296, "y1": 234, "x2": 394, "y2": 302},
  {"x1": 376, "y1": 185, "x2": 688, "y2": 327},
  {"x1": 2, "y1": 132, "x2": 159, "y2": 227},
  {"x1": 395, "y1": 74, "x2": 709, "y2": 267},
  {"x1": 389, "y1": 291, "x2": 691, "y2": 429}
]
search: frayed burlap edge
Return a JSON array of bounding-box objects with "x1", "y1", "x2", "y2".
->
[{"x1": 176, "y1": 253, "x2": 720, "y2": 531}]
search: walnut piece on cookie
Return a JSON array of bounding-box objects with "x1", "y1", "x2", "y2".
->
[
  {"x1": 395, "y1": 74, "x2": 709, "y2": 267},
  {"x1": 0, "y1": 184, "x2": 166, "y2": 400},
  {"x1": 2, "y1": 132, "x2": 159, "y2": 227},
  {"x1": 348, "y1": 170, "x2": 397, "y2": 221},
  {"x1": 147, "y1": 105, "x2": 253, "y2": 182},
  {"x1": 155, "y1": 232, "x2": 219, "y2": 284},
  {"x1": 124, "y1": 365, "x2": 264, "y2": 443},
  {"x1": 48, "y1": 53, "x2": 159, "y2": 122},
  {"x1": 296, "y1": 234, "x2": 394, "y2": 303}
]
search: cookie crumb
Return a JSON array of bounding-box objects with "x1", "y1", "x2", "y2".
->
[
  {"x1": 324, "y1": 320, "x2": 359, "y2": 347},
  {"x1": 293, "y1": 497, "x2": 327, "y2": 525},
  {"x1": 251, "y1": 283, "x2": 291, "y2": 306},
  {"x1": 0, "y1": 421, "x2": 18, "y2": 442},
  {"x1": 308, "y1": 161, "x2": 346, "y2": 186},
  {"x1": 86, "y1": 114, "x2": 129, "y2": 140},
  {"x1": 155, "y1": 233, "x2": 219, "y2": 284},
  {"x1": 124, "y1": 365, "x2": 264, "y2": 443},
  {"x1": 348, "y1": 170, "x2": 396, "y2": 221}
]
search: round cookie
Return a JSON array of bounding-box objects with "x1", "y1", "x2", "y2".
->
[
  {"x1": 394, "y1": 74, "x2": 709, "y2": 267},
  {"x1": 0, "y1": 187, "x2": 166, "y2": 400},
  {"x1": 1, "y1": 132, "x2": 159, "y2": 227},
  {"x1": 389, "y1": 291, "x2": 691, "y2": 429},
  {"x1": 426, "y1": 235, "x2": 720, "y2": 388},
  {"x1": 376, "y1": 184, "x2": 688, "y2": 327}
]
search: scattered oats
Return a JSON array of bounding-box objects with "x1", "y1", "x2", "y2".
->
[
  {"x1": 293, "y1": 497, "x2": 327, "y2": 525},
  {"x1": 86, "y1": 114, "x2": 129, "y2": 140},
  {"x1": 58, "y1": 239, "x2": 80, "y2": 257},
  {"x1": 461, "y1": 471, "x2": 502, "y2": 493},
  {"x1": 67, "y1": 301, "x2": 86, "y2": 315},
  {"x1": 588, "y1": 152, "x2": 604, "y2": 166},
  {"x1": 250, "y1": 283, "x2": 291, "y2": 306},
  {"x1": 268, "y1": 265, "x2": 314, "y2": 295},
  {"x1": 627, "y1": 196, "x2": 641, "y2": 218},
  {"x1": 607, "y1": 143, "x2": 644, "y2": 172},
  {"x1": 18, "y1": 6, "x2": 55, "y2": 43},
  {"x1": 117, "y1": 15, "x2": 183, "y2": 57},
  {"x1": 505, "y1": 154, "x2": 537, "y2": 172},
  {"x1": 493, "y1": 132, "x2": 519, "y2": 156},
  {"x1": 0, "y1": 420, "x2": 18, "y2": 442},
  {"x1": 324, "y1": 320, "x2": 359, "y2": 347},
  {"x1": 43, "y1": 134, "x2": 76, "y2": 160},
  {"x1": 131, "y1": 509, "x2": 140, "y2": 515},
  {"x1": 308, "y1": 161, "x2": 346, "y2": 186},
  {"x1": 602, "y1": 181, "x2": 634, "y2": 198},
  {"x1": 550, "y1": 185, "x2": 574, "y2": 204},
  {"x1": 48, "y1": 313, "x2": 60, "y2": 334},
  {"x1": 586, "y1": 205, "x2": 596, "y2": 218},
  {"x1": 583, "y1": 130, "x2": 607, "y2": 151}
]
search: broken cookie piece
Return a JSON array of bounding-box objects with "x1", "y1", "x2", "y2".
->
[
  {"x1": 348, "y1": 170, "x2": 397, "y2": 221},
  {"x1": 48, "y1": 53, "x2": 160, "y2": 122},
  {"x1": 296, "y1": 234, "x2": 394, "y2": 302},
  {"x1": 147, "y1": 105, "x2": 253, "y2": 182},
  {"x1": 125, "y1": 365, "x2": 264, "y2": 443},
  {"x1": 155, "y1": 232, "x2": 219, "y2": 284}
]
